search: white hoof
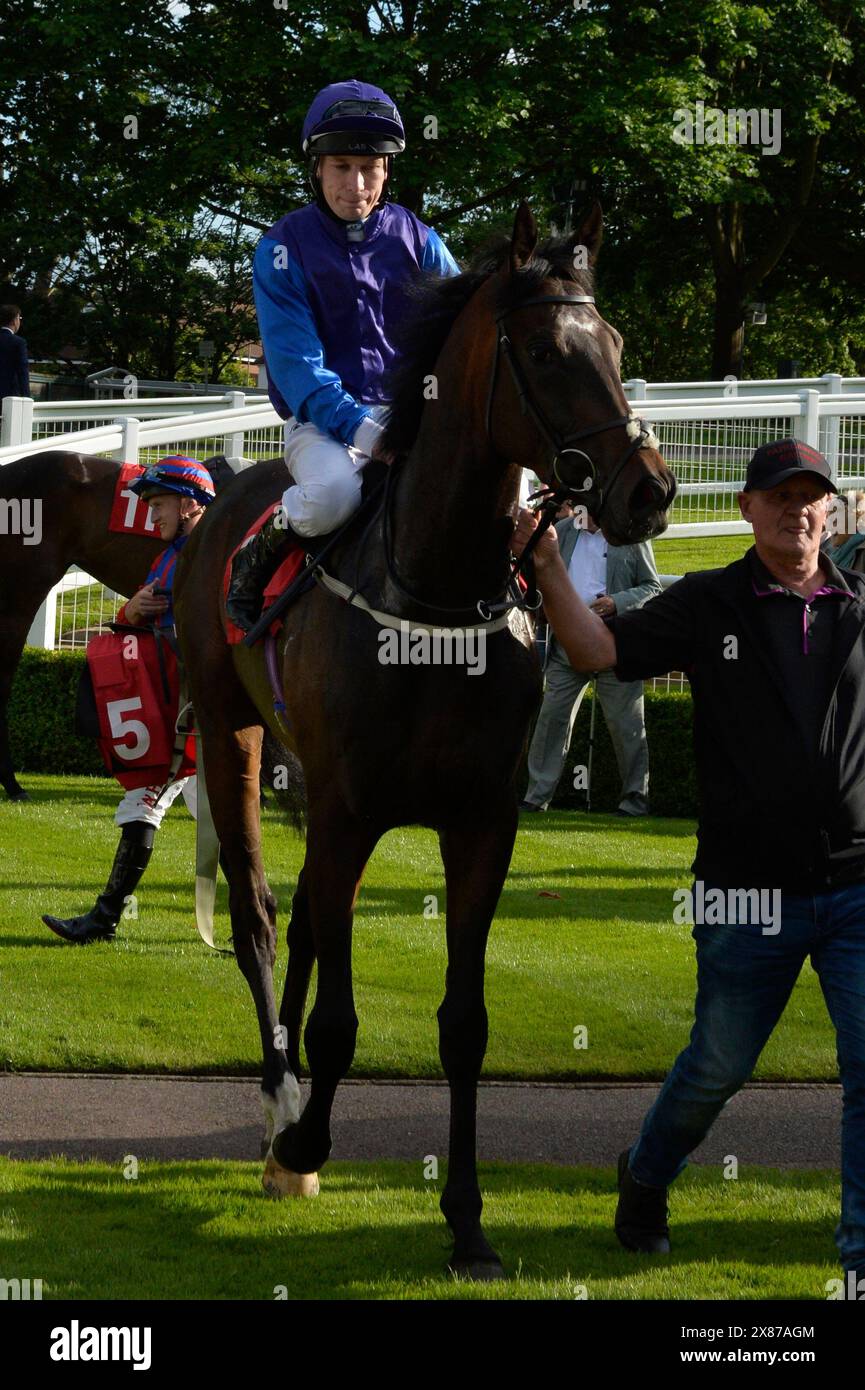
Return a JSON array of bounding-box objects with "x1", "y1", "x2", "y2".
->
[{"x1": 262, "y1": 1155, "x2": 319, "y2": 1199}]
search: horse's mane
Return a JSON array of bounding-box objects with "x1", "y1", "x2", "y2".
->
[{"x1": 381, "y1": 232, "x2": 595, "y2": 458}]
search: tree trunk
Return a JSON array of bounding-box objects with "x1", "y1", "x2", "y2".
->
[{"x1": 710, "y1": 274, "x2": 746, "y2": 378}]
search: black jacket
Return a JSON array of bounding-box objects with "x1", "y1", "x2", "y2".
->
[
  {"x1": 610, "y1": 546, "x2": 865, "y2": 891},
  {"x1": 0, "y1": 328, "x2": 29, "y2": 398}
]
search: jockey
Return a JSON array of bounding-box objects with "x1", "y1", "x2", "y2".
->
[
  {"x1": 42, "y1": 456, "x2": 215, "y2": 945},
  {"x1": 226, "y1": 78, "x2": 460, "y2": 631}
]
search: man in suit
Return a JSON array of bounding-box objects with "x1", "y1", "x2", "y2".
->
[
  {"x1": 0, "y1": 305, "x2": 30, "y2": 400},
  {"x1": 521, "y1": 507, "x2": 662, "y2": 816}
]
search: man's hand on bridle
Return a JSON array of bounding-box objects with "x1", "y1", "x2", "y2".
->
[{"x1": 510, "y1": 506, "x2": 561, "y2": 572}]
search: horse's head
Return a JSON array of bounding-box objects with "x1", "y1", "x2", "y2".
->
[{"x1": 484, "y1": 201, "x2": 676, "y2": 546}]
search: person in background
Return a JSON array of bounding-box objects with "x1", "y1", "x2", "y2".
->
[
  {"x1": 520, "y1": 506, "x2": 661, "y2": 816},
  {"x1": 41, "y1": 458, "x2": 214, "y2": 945},
  {"x1": 0, "y1": 304, "x2": 30, "y2": 400},
  {"x1": 824, "y1": 489, "x2": 865, "y2": 574}
]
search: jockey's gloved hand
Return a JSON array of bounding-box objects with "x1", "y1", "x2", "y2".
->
[{"x1": 352, "y1": 413, "x2": 387, "y2": 461}]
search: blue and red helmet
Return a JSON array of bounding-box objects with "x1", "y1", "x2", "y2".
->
[{"x1": 129, "y1": 456, "x2": 216, "y2": 507}]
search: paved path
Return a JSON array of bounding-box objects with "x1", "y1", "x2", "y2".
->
[{"x1": 0, "y1": 1075, "x2": 841, "y2": 1168}]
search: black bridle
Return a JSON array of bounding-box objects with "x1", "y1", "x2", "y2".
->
[
  {"x1": 378, "y1": 294, "x2": 660, "y2": 626},
  {"x1": 485, "y1": 294, "x2": 654, "y2": 522}
]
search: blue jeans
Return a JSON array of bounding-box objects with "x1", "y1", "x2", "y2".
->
[{"x1": 629, "y1": 881, "x2": 865, "y2": 1270}]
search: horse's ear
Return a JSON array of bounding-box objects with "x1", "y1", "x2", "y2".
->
[
  {"x1": 510, "y1": 201, "x2": 538, "y2": 273},
  {"x1": 573, "y1": 200, "x2": 603, "y2": 264}
]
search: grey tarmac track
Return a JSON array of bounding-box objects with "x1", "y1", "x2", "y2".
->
[{"x1": 0, "y1": 1074, "x2": 841, "y2": 1168}]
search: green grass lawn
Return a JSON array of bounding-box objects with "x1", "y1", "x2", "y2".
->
[
  {"x1": 652, "y1": 533, "x2": 752, "y2": 575},
  {"x1": 0, "y1": 776, "x2": 839, "y2": 1081},
  {"x1": 0, "y1": 1158, "x2": 842, "y2": 1300}
]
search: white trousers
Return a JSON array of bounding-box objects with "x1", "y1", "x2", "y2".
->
[
  {"x1": 281, "y1": 406, "x2": 389, "y2": 538},
  {"x1": 114, "y1": 775, "x2": 197, "y2": 830}
]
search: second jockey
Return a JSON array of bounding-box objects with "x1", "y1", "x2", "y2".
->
[
  {"x1": 226, "y1": 78, "x2": 460, "y2": 632},
  {"x1": 41, "y1": 457, "x2": 215, "y2": 944}
]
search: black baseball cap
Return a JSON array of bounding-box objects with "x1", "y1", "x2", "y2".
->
[{"x1": 743, "y1": 438, "x2": 837, "y2": 494}]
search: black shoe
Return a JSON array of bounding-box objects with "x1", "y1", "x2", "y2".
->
[
  {"x1": 42, "y1": 822, "x2": 155, "y2": 944},
  {"x1": 518, "y1": 801, "x2": 545, "y2": 813},
  {"x1": 615, "y1": 1148, "x2": 671, "y2": 1253},
  {"x1": 226, "y1": 511, "x2": 298, "y2": 633}
]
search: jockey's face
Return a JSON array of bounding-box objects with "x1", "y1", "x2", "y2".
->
[
  {"x1": 317, "y1": 154, "x2": 387, "y2": 220},
  {"x1": 146, "y1": 492, "x2": 205, "y2": 539},
  {"x1": 145, "y1": 492, "x2": 183, "y2": 540}
]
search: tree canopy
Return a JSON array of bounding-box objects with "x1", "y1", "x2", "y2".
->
[{"x1": 1, "y1": 0, "x2": 862, "y2": 382}]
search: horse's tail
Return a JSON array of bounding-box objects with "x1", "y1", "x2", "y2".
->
[{"x1": 261, "y1": 729, "x2": 307, "y2": 834}]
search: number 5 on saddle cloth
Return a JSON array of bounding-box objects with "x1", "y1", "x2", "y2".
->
[{"x1": 76, "y1": 626, "x2": 195, "y2": 790}]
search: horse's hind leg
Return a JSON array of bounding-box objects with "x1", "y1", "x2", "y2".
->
[
  {"x1": 437, "y1": 808, "x2": 518, "y2": 1280},
  {"x1": 0, "y1": 605, "x2": 45, "y2": 800},
  {"x1": 272, "y1": 807, "x2": 377, "y2": 1178},
  {"x1": 197, "y1": 711, "x2": 312, "y2": 1195}
]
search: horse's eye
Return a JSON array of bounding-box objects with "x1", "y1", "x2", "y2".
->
[{"x1": 528, "y1": 343, "x2": 558, "y2": 365}]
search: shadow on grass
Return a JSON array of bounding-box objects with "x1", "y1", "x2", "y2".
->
[{"x1": 0, "y1": 1161, "x2": 838, "y2": 1300}]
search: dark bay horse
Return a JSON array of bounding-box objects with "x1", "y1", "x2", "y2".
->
[
  {"x1": 0, "y1": 451, "x2": 233, "y2": 800},
  {"x1": 174, "y1": 202, "x2": 677, "y2": 1278}
]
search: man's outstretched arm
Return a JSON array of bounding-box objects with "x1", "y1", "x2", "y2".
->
[{"x1": 511, "y1": 509, "x2": 617, "y2": 671}]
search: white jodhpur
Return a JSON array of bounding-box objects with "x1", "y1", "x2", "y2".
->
[
  {"x1": 280, "y1": 404, "x2": 389, "y2": 538},
  {"x1": 114, "y1": 775, "x2": 197, "y2": 829}
]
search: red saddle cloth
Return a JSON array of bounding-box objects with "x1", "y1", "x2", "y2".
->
[
  {"x1": 87, "y1": 629, "x2": 196, "y2": 790},
  {"x1": 222, "y1": 505, "x2": 306, "y2": 645},
  {"x1": 109, "y1": 462, "x2": 161, "y2": 537}
]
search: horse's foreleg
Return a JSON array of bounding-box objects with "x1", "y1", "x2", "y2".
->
[
  {"x1": 199, "y1": 717, "x2": 307, "y2": 1192},
  {"x1": 278, "y1": 865, "x2": 315, "y2": 1080},
  {"x1": 437, "y1": 807, "x2": 518, "y2": 1280},
  {"x1": 271, "y1": 810, "x2": 377, "y2": 1179}
]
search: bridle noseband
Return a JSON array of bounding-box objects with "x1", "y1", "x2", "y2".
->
[{"x1": 485, "y1": 293, "x2": 655, "y2": 524}]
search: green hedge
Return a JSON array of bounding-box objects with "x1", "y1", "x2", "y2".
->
[
  {"x1": 10, "y1": 651, "x2": 699, "y2": 817},
  {"x1": 9, "y1": 650, "x2": 105, "y2": 776}
]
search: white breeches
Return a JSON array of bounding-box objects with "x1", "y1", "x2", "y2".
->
[
  {"x1": 114, "y1": 775, "x2": 198, "y2": 830},
  {"x1": 280, "y1": 406, "x2": 389, "y2": 538}
]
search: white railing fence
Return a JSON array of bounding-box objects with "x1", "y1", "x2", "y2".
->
[
  {"x1": 0, "y1": 394, "x2": 284, "y2": 649},
  {"x1": 2, "y1": 383, "x2": 864, "y2": 656},
  {"x1": 622, "y1": 372, "x2": 865, "y2": 402}
]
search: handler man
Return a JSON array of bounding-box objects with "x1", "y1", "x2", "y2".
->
[
  {"x1": 226, "y1": 78, "x2": 459, "y2": 632},
  {"x1": 41, "y1": 457, "x2": 215, "y2": 944},
  {"x1": 512, "y1": 437, "x2": 865, "y2": 1284}
]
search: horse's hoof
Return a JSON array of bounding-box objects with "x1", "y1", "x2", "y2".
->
[
  {"x1": 262, "y1": 1155, "x2": 319, "y2": 1199},
  {"x1": 8, "y1": 789, "x2": 29, "y2": 803},
  {"x1": 448, "y1": 1258, "x2": 506, "y2": 1282}
]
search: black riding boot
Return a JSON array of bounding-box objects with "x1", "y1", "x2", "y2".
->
[
  {"x1": 225, "y1": 511, "x2": 299, "y2": 633},
  {"x1": 42, "y1": 822, "x2": 156, "y2": 944}
]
